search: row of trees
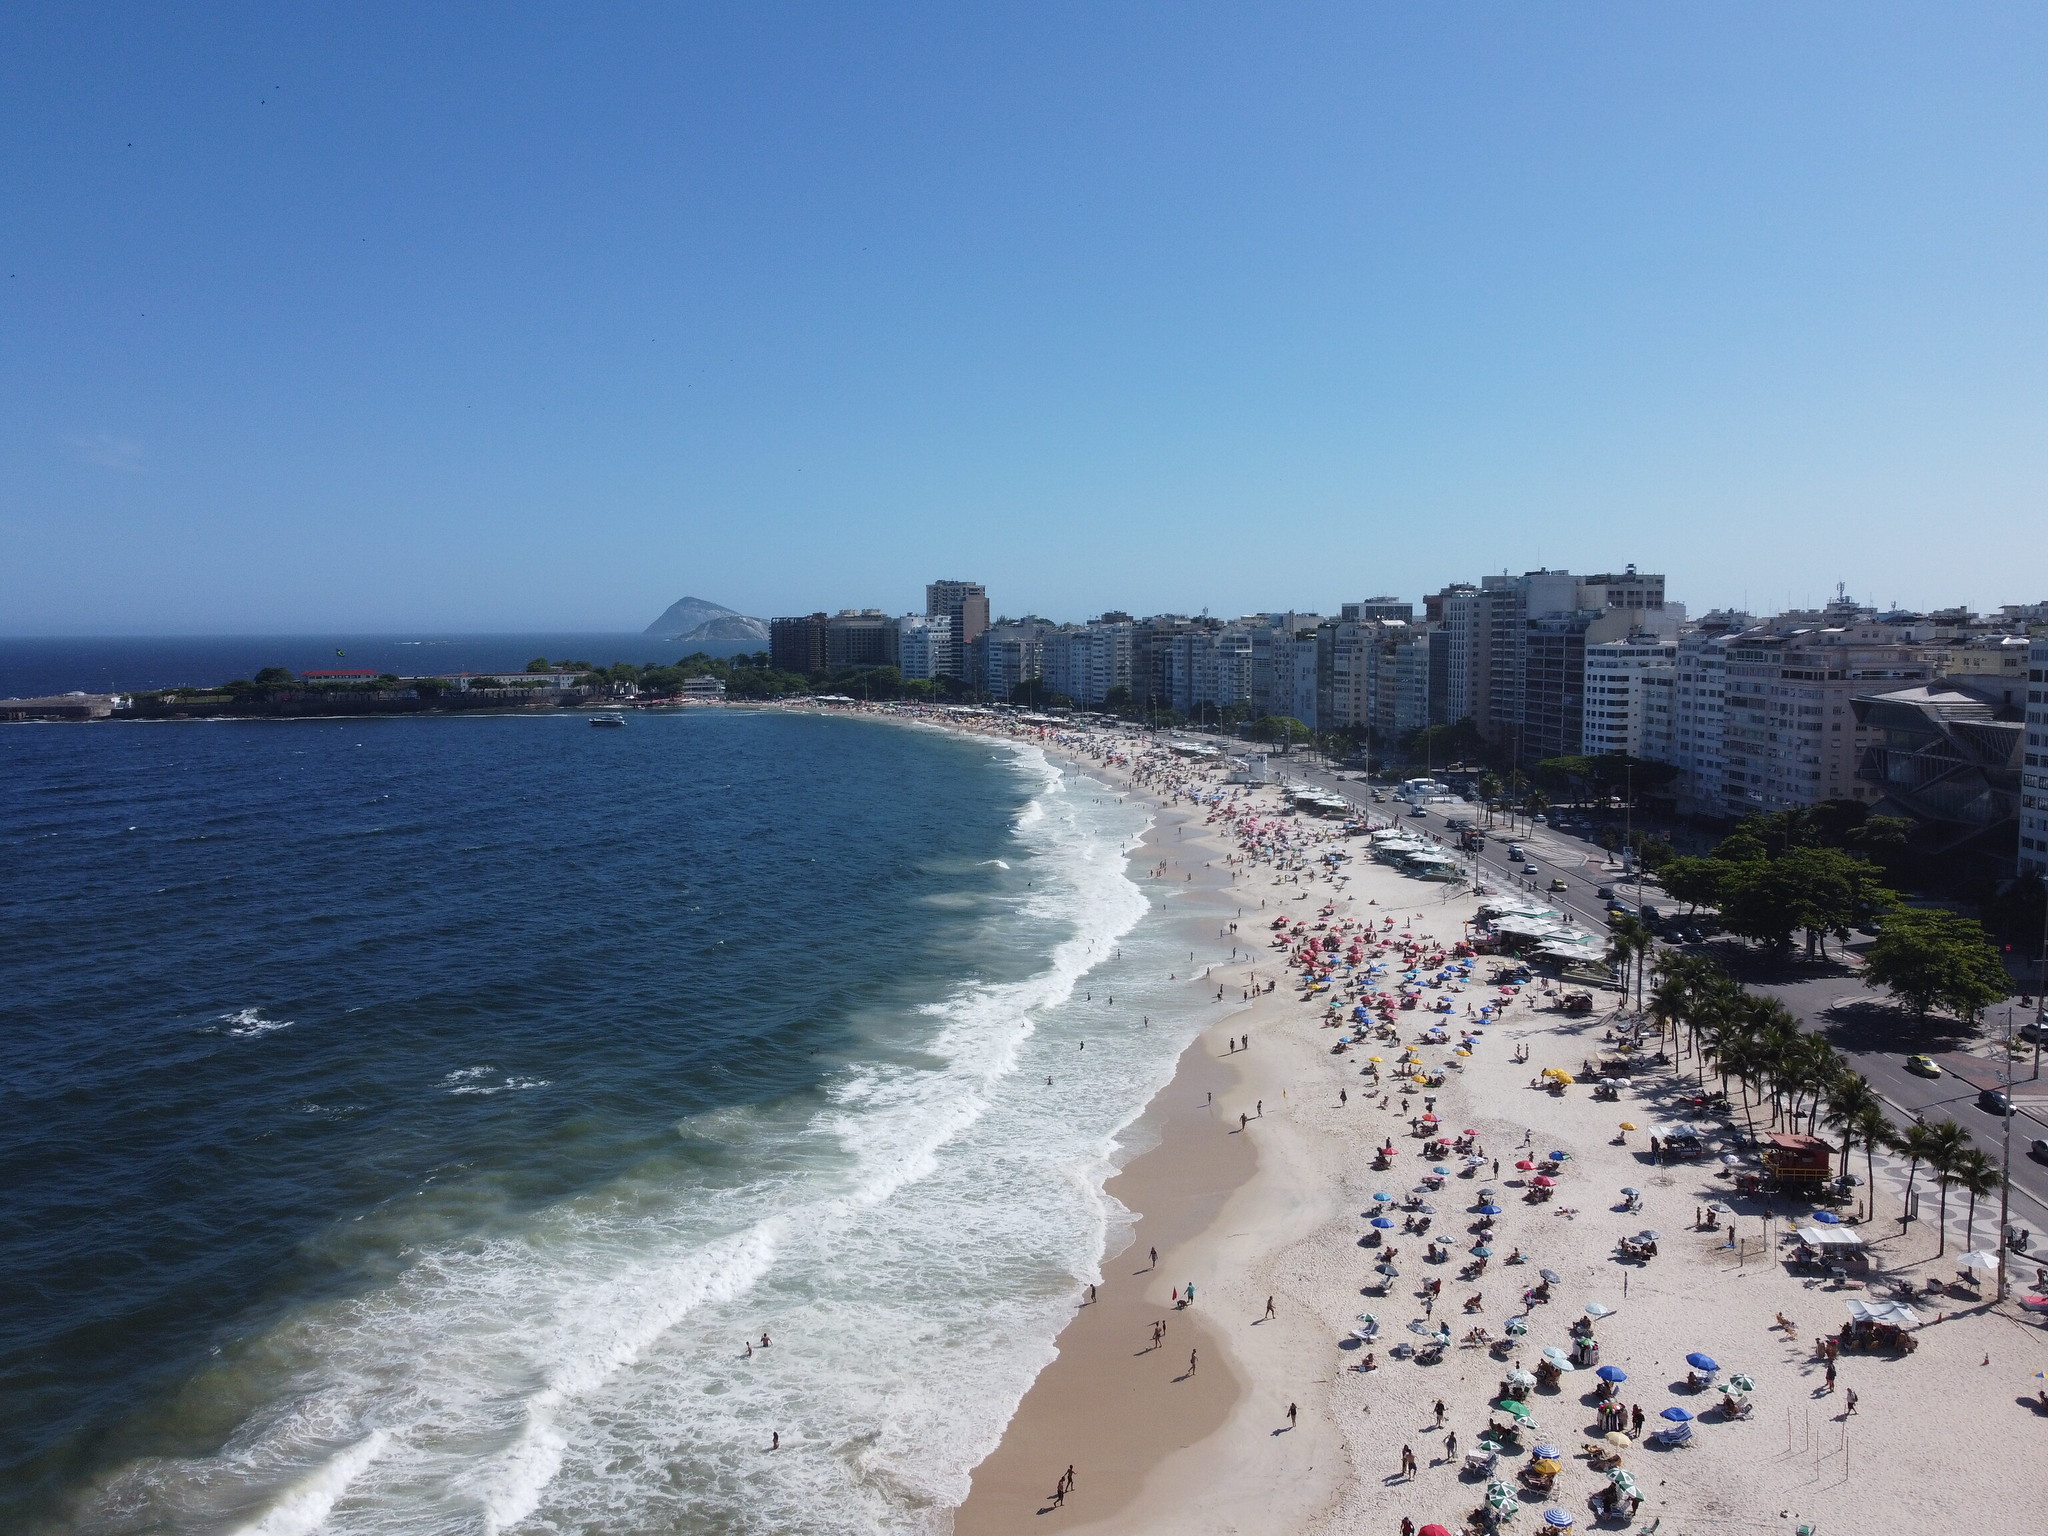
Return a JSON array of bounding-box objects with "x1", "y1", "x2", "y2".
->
[{"x1": 1647, "y1": 953, "x2": 2004, "y2": 1255}]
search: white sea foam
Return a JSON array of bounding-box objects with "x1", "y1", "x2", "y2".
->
[
  {"x1": 78, "y1": 743, "x2": 1204, "y2": 1536},
  {"x1": 219, "y1": 1007, "x2": 293, "y2": 1038}
]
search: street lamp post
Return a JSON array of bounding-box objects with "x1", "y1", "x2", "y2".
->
[{"x1": 1997, "y1": 1005, "x2": 2016, "y2": 1302}]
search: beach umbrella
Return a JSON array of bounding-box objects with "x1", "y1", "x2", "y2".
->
[
  {"x1": 1474, "y1": 1245, "x2": 1495, "y2": 1257},
  {"x1": 1479, "y1": 1187, "x2": 1497, "y2": 1200},
  {"x1": 1479, "y1": 1203, "x2": 1504, "y2": 1215},
  {"x1": 1540, "y1": 1345, "x2": 1571, "y2": 1361},
  {"x1": 1373, "y1": 1192, "x2": 1394, "y2": 1202},
  {"x1": 1464, "y1": 1128, "x2": 1482, "y2": 1136},
  {"x1": 1583, "y1": 1302, "x2": 1615, "y2": 1318},
  {"x1": 1619, "y1": 1121, "x2": 1638, "y2": 1131},
  {"x1": 1516, "y1": 1159, "x2": 1538, "y2": 1170},
  {"x1": 1619, "y1": 1186, "x2": 1640, "y2": 1197},
  {"x1": 1636, "y1": 1230, "x2": 1662, "y2": 1242},
  {"x1": 1707, "y1": 1201, "x2": 1734, "y2": 1215},
  {"x1": 1419, "y1": 1526, "x2": 1456, "y2": 1536},
  {"x1": 1495, "y1": 1397, "x2": 1534, "y2": 1420},
  {"x1": 1376, "y1": 1262, "x2": 1399, "y2": 1275},
  {"x1": 1548, "y1": 1150, "x2": 1569, "y2": 1161},
  {"x1": 1539, "y1": 1268, "x2": 1563, "y2": 1285},
  {"x1": 1958, "y1": 1250, "x2": 2001, "y2": 1272},
  {"x1": 1660, "y1": 1406, "x2": 1694, "y2": 1422},
  {"x1": 1812, "y1": 1210, "x2": 1842, "y2": 1224},
  {"x1": 1465, "y1": 1153, "x2": 1487, "y2": 1165},
  {"x1": 1486, "y1": 1483, "x2": 1520, "y2": 1517},
  {"x1": 1596, "y1": 1365, "x2": 1627, "y2": 1382},
  {"x1": 1532, "y1": 1458, "x2": 1562, "y2": 1476},
  {"x1": 1505, "y1": 1315, "x2": 1530, "y2": 1335},
  {"x1": 1685, "y1": 1352, "x2": 1718, "y2": 1372},
  {"x1": 1720, "y1": 1152, "x2": 1740, "y2": 1165},
  {"x1": 1604, "y1": 1431, "x2": 1631, "y2": 1449},
  {"x1": 1609, "y1": 1469, "x2": 1640, "y2": 1498},
  {"x1": 1371, "y1": 1216, "x2": 1394, "y2": 1229},
  {"x1": 1432, "y1": 1165, "x2": 1450, "y2": 1176},
  {"x1": 1542, "y1": 1508, "x2": 1575, "y2": 1528},
  {"x1": 1530, "y1": 1443, "x2": 1561, "y2": 1459},
  {"x1": 1727, "y1": 1372, "x2": 1756, "y2": 1394},
  {"x1": 1417, "y1": 1203, "x2": 1437, "y2": 1214},
  {"x1": 1506, "y1": 1368, "x2": 1537, "y2": 1385},
  {"x1": 1532, "y1": 1175, "x2": 1557, "y2": 1188}
]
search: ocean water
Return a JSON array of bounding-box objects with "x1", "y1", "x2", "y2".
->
[
  {"x1": 0, "y1": 635, "x2": 759, "y2": 700},
  {"x1": 1, "y1": 709, "x2": 1217, "y2": 1536}
]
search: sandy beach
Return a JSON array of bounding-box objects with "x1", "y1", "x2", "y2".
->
[{"x1": 924, "y1": 713, "x2": 2048, "y2": 1536}]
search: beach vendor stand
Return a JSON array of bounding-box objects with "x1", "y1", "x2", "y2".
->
[{"x1": 1840, "y1": 1296, "x2": 1920, "y2": 1353}]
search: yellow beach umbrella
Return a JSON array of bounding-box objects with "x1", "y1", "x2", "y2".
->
[
  {"x1": 1455, "y1": 1048, "x2": 1471, "y2": 1057},
  {"x1": 1619, "y1": 1121, "x2": 1638, "y2": 1131}
]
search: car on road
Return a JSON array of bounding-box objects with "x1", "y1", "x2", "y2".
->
[
  {"x1": 1407, "y1": 806, "x2": 1428, "y2": 817},
  {"x1": 1905, "y1": 1054, "x2": 1941, "y2": 1078},
  {"x1": 1597, "y1": 885, "x2": 1615, "y2": 900},
  {"x1": 1548, "y1": 877, "x2": 1570, "y2": 892},
  {"x1": 2030, "y1": 1139, "x2": 2048, "y2": 1164},
  {"x1": 1523, "y1": 863, "x2": 1540, "y2": 876},
  {"x1": 2020, "y1": 1020, "x2": 2046, "y2": 1044},
  {"x1": 1977, "y1": 1087, "x2": 2013, "y2": 1115},
  {"x1": 1507, "y1": 844, "x2": 1525, "y2": 862}
]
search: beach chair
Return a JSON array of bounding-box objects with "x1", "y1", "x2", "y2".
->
[
  {"x1": 1463, "y1": 1449, "x2": 1498, "y2": 1477},
  {"x1": 1654, "y1": 1421, "x2": 1694, "y2": 1448}
]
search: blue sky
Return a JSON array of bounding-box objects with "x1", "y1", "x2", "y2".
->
[{"x1": 3, "y1": 3, "x2": 2043, "y2": 633}]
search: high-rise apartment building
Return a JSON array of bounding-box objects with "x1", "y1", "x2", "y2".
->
[
  {"x1": 824, "y1": 609, "x2": 897, "y2": 670},
  {"x1": 1039, "y1": 621, "x2": 1134, "y2": 706},
  {"x1": 924, "y1": 581, "x2": 990, "y2": 681},
  {"x1": 895, "y1": 613, "x2": 953, "y2": 682},
  {"x1": 769, "y1": 612, "x2": 829, "y2": 675},
  {"x1": 1722, "y1": 628, "x2": 1931, "y2": 812},
  {"x1": 1582, "y1": 638, "x2": 1679, "y2": 759},
  {"x1": 2021, "y1": 639, "x2": 2048, "y2": 879}
]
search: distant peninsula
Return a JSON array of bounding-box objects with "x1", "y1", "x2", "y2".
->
[{"x1": 644, "y1": 596, "x2": 770, "y2": 644}]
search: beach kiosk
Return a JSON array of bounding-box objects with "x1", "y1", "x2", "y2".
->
[{"x1": 1762, "y1": 1133, "x2": 1833, "y2": 1193}]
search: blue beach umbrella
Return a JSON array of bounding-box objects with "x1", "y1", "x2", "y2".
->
[
  {"x1": 1812, "y1": 1210, "x2": 1842, "y2": 1224},
  {"x1": 1530, "y1": 1443, "x2": 1561, "y2": 1459},
  {"x1": 1432, "y1": 1165, "x2": 1450, "y2": 1176},
  {"x1": 1473, "y1": 1245, "x2": 1494, "y2": 1257},
  {"x1": 1685, "y1": 1352, "x2": 1718, "y2": 1372},
  {"x1": 1548, "y1": 1150, "x2": 1569, "y2": 1161},
  {"x1": 1596, "y1": 1365, "x2": 1627, "y2": 1382},
  {"x1": 1478, "y1": 1203, "x2": 1504, "y2": 1215},
  {"x1": 1543, "y1": 1509, "x2": 1575, "y2": 1528},
  {"x1": 1373, "y1": 1192, "x2": 1394, "y2": 1202},
  {"x1": 1371, "y1": 1216, "x2": 1395, "y2": 1229},
  {"x1": 1660, "y1": 1406, "x2": 1694, "y2": 1423}
]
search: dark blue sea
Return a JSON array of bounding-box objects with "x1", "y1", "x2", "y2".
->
[
  {"x1": 2, "y1": 708, "x2": 1208, "y2": 1536},
  {"x1": 0, "y1": 635, "x2": 759, "y2": 699}
]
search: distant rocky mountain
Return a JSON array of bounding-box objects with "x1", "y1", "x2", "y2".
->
[{"x1": 644, "y1": 597, "x2": 770, "y2": 644}]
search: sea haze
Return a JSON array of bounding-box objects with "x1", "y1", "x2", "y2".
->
[
  {"x1": 1, "y1": 709, "x2": 1211, "y2": 1535},
  {"x1": 0, "y1": 635, "x2": 761, "y2": 699}
]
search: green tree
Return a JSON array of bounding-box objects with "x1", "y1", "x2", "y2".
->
[
  {"x1": 1719, "y1": 847, "x2": 1894, "y2": 959},
  {"x1": 525, "y1": 657, "x2": 551, "y2": 672},
  {"x1": 1658, "y1": 856, "x2": 1733, "y2": 913},
  {"x1": 1863, "y1": 909, "x2": 2009, "y2": 1023},
  {"x1": 1822, "y1": 1074, "x2": 1883, "y2": 1181},
  {"x1": 1253, "y1": 715, "x2": 1311, "y2": 752},
  {"x1": 253, "y1": 666, "x2": 295, "y2": 686}
]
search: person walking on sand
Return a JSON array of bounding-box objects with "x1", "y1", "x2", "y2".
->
[
  {"x1": 1400, "y1": 1443, "x2": 1417, "y2": 1477},
  {"x1": 1433, "y1": 1399, "x2": 1446, "y2": 1428},
  {"x1": 1188, "y1": 1348, "x2": 1199, "y2": 1377},
  {"x1": 1062, "y1": 1465, "x2": 1074, "y2": 1496},
  {"x1": 1630, "y1": 1404, "x2": 1644, "y2": 1436},
  {"x1": 1824, "y1": 1359, "x2": 1837, "y2": 1393},
  {"x1": 1845, "y1": 1387, "x2": 1858, "y2": 1415},
  {"x1": 1150, "y1": 1245, "x2": 1158, "y2": 1269},
  {"x1": 1445, "y1": 1429, "x2": 1457, "y2": 1458},
  {"x1": 771, "y1": 1431, "x2": 779, "y2": 1450},
  {"x1": 1266, "y1": 1295, "x2": 1277, "y2": 1320},
  {"x1": 1287, "y1": 1402, "x2": 1298, "y2": 1428}
]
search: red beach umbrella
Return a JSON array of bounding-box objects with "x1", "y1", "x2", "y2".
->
[{"x1": 1515, "y1": 1159, "x2": 1538, "y2": 1171}]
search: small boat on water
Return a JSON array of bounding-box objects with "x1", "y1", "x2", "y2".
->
[{"x1": 589, "y1": 713, "x2": 627, "y2": 727}]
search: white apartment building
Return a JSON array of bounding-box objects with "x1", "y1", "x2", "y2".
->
[
  {"x1": 1669, "y1": 626, "x2": 1736, "y2": 818},
  {"x1": 1582, "y1": 638, "x2": 1678, "y2": 758},
  {"x1": 2022, "y1": 638, "x2": 2048, "y2": 879},
  {"x1": 1722, "y1": 629, "x2": 1930, "y2": 812},
  {"x1": 1166, "y1": 627, "x2": 1253, "y2": 717},
  {"x1": 894, "y1": 613, "x2": 953, "y2": 681},
  {"x1": 1039, "y1": 622, "x2": 1133, "y2": 707}
]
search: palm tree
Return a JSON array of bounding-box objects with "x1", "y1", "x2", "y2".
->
[
  {"x1": 1897, "y1": 1120, "x2": 1942, "y2": 1228},
  {"x1": 1605, "y1": 916, "x2": 1652, "y2": 1006},
  {"x1": 1946, "y1": 1148, "x2": 2000, "y2": 1254},
  {"x1": 1852, "y1": 1102, "x2": 1896, "y2": 1220},
  {"x1": 1922, "y1": 1119, "x2": 1973, "y2": 1257},
  {"x1": 1822, "y1": 1075, "x2": 1882, "y2": 1181}
]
